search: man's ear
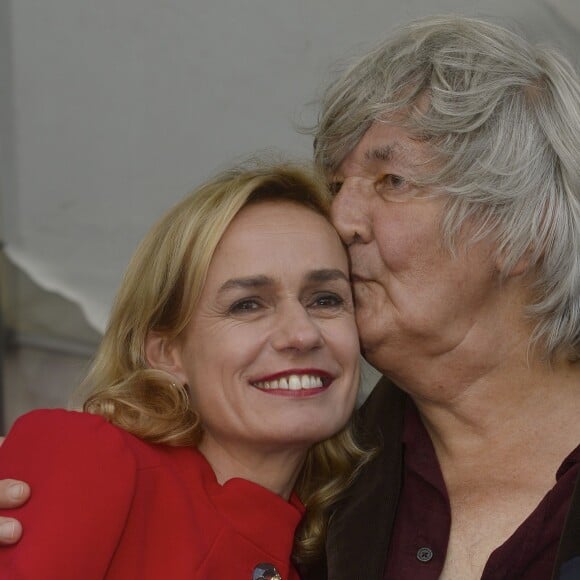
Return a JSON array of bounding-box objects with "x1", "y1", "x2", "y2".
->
[
  {"x1": 495, "y1": 244, "x2": 534, "y2": 278},
  {"x1": 144, "y1": 331, "x2": 187, "y2": 384}
]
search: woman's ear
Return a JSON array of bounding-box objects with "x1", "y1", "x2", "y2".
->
[{"x1": 145, "y1": 331, "x2": 187, "y2": 383}]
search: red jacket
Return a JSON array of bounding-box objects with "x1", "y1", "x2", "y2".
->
[{"x1": 0, "y1": 409, "x2": 304, "y2": 579}]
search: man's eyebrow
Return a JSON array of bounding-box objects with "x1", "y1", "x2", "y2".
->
[
  {"x1": 219, "y1": 275, "x2": 273, "y2": 292},
  {"x1": 364, "y1": 143, "x2": 402, "y2": 163},
  {"x1": 306, "y1": 269, "x2": 350, "y2": 284}
]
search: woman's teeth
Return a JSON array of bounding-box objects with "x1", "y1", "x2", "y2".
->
[{"x1": 253, "y1": 375, "x2": 324, "y2": 391}]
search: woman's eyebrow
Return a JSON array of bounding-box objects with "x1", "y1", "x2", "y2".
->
[
  {"x1": 218, "y1": 275, "x2": 273, "y2": 293},
  {"x1": 218, "y1": 269, "x2": 348, "y2": 294},
  {"x1": 306, "y1": 269, "x2": 350, "y2": 283}
]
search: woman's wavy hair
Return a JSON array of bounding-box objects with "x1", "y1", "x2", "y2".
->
[
  {"x1": 313, "y1": 15, "x2": 580, "y2": 361},
  {"x1": 75, "y1": 159, "x2": 371, "y2": 562}
]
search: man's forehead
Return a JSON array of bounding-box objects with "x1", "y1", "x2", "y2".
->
[{"x1": 334, "y1": 127, "x2": 418, "y2": 175}]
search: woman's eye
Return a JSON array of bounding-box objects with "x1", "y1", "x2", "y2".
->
[
  {"x1": 328, "y1": 181, "x2": 343, "y2": 197},
  {"x1": 311, "y1": 293, "x2": 344, "y2": 308},
  {"x1": 228, "y1": 298, "x2": 261, "y2": 314}
]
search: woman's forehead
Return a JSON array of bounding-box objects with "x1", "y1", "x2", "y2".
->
[{"x1": 208, "y1": 201, "x2": 348, "y2": 277}]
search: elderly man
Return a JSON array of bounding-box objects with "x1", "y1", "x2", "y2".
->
[
  {"x1": 300, "y1": 15, "x2": 580, "y2": 580},
  {"x1": 1, "y1": 15, "x2": 580, "y2": 580}
]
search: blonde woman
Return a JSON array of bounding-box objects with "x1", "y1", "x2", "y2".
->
[{"x1": 0, "y1": 162, "x2": 370, "y2": 579}]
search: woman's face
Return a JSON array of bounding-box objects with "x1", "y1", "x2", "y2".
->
[{"x1": 171, "y1": 200, "x2": 360, "y2": 454}]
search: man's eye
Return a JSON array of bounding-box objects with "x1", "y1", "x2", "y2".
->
[
  {"x1": 328, "y1": 182, "x2": 343, "y2": 197},
  {"x1": 380, "y1": 174, "x2": 406, "y2": 189},
  {"x1": 375, "y1": 174, "x2": 420, "y2": 202}
]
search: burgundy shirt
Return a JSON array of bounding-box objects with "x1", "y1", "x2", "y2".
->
[{"x1": 384, "y1": 400, "x2": 580, "y2": 580}]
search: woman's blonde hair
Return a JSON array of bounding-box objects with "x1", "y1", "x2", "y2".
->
[{"x1": 77, "y1": 159, "x2": 371, "y2": 562}]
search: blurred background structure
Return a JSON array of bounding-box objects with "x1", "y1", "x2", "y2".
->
[{"x1": 1, "y1": 0, "x2": 579, "y2": 431}]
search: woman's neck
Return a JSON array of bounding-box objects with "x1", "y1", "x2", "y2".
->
[{"x1": 198, "y1": 435, "x2": 307, "y2": 499}]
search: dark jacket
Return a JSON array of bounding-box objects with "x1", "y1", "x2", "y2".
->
[{"x1": 302, "y1": 377, "x2": 580, "y2": 580}]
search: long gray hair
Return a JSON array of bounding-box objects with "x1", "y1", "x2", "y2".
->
[{"x1": 314, "y1": 15, "x2": 580, "y2": 361}]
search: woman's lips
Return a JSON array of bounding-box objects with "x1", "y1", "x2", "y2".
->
[{"x1": 251, "y1": 370, "x2": 333, "y2": 394}]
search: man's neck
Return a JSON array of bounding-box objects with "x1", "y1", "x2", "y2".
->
[{"x1": 420, "y1": 358, "x2": 578, "y2": 454}]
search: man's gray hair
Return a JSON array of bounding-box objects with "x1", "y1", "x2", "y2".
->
[{"x1": 314, "y1": 15, "x2": 580, "y2": 361}]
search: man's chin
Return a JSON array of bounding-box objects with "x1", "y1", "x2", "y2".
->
[
  {"x1": 357, "y1": 328, "x2": 382, "y2": 359},
  {"x1": 356, "y1": 316, "x2": 397, "y2": 366},
  {"x1": 359, "y1": 346, "x2": 385, "y2": 374}
]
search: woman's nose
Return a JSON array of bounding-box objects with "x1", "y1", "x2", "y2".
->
[{"x1": 271, "y1": 305, "x2": 324, "y2": 352}]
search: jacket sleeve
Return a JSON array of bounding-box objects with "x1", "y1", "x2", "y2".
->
[{"x1": 0, "y1": 409, "x2": 138, "y2": 580}]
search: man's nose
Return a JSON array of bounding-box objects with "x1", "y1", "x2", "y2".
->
[{"x1": 330, "y1": 178, "x2": 372, "y2": 245}]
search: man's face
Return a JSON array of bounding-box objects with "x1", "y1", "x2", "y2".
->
[{"x1": 329, "y1": 121, "x2": 502, "y2": 376}]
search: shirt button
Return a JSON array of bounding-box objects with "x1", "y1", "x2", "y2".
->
[
  {"x1": 416, "y1": 547, "x2": 434, "y2": 562},
  {"x1": 252, "y1": 562, "x2": 282, "y2": 580}
]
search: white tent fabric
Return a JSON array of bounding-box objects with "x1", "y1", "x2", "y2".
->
[{"x1": 547, "y1": 0, "x2": 580, "y2": 33}]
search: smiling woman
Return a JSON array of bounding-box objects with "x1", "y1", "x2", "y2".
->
[
  {"x1": 0, "y1": 160, "x2": 370, "y2": 579},
  {"x1": 165, "y1": 201, "x2": 359, "y2": 466}
]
